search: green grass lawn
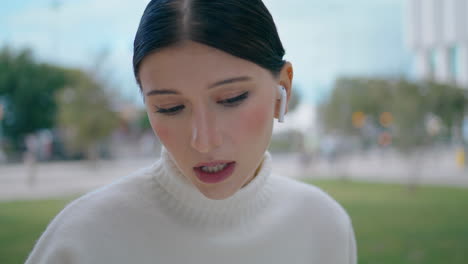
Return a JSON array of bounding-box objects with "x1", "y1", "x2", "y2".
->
[
  {"x1": 1, "y1": 180, "x2": 467, "y2": 264},
  {"x1": 0, "y1": 197, "x2": 75, "y2": 264},
  {"x1": 304, "y1": 179, "x2": 468, "y2": 264}
]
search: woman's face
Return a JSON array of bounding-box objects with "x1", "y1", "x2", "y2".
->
[{"x1": 139, "y1": 41, "x2": 291, "y2": 200}]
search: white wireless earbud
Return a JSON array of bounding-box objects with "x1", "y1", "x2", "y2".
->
[{"x1": 277, "y1": 85, "x2": 287, "y2": 123}]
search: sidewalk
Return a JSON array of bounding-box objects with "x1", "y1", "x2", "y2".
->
[
  {"x1": 0, "y1": 158, "x2": 156, "y2": 201},
  {"x1": 1, "y1": 151, "x2": 467, "y2": 201},
  {"x1": 301, "y1": 149, "x2": 468, "y2": 187}
]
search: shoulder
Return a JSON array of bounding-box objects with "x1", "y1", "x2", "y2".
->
[
  {"x1": 269, "y1": 175, "x2": 352, "y2": 230},
  {"x1": 53, "y1": 162, "x2": 159, "y2": 228},
  {"x1": 26, "y1": 162, "x2": 161, "y2": 263},
  {"x1": 268, "y1": 176, "x2": 356, "y2": 262}
]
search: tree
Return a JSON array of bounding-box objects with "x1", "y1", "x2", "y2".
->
[
  {"x1": 56, "y1": 70, "x2": 119, "y2": 161},
  {"x1": 319, "y1": 77, "x2": 467, "y2": 149},
  {"x1": 319, "y1": 77, "x2": 468, "y2": 190},
  {"x1": 0, "y1": 47, "x2": 69, "y2": 151},
  {"x1": 319, "y1": 78, "x2": 393, "y2": 142},
  {"x1": 424, "y1": 81, "x2": 467, "y2": 142}
]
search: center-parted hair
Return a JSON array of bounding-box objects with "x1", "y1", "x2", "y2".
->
[{"x1": 133, "y1": 0, "x2": 286, "y2": 87}]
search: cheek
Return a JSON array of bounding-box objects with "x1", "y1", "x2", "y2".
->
[
  {"x1": 238, "y1": 103, "x2": 272, "y2": 136},
  {"x1": 150, "y1": 118, "x2": 172, "y2": 145}
]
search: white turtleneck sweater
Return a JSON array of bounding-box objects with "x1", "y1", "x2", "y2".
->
[{"x1": 26, "y1": 148, "x2": 357, "y2": 264}]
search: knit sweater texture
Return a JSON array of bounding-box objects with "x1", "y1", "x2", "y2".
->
[{"x1": 25, "y1": 147, "x2": 357, "y2": 264}]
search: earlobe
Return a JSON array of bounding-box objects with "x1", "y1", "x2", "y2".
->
[{"x1": 287, "y1": 67, "x2": 293, "y2": 82}]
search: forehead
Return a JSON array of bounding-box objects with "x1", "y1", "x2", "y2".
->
[{"x1": 138, "y1": 41, "x2": 269, "y2": 91}]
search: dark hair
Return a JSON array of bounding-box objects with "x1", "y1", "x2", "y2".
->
[{"x1": 133, "y1": 0, "x2": 286, "y2": 87}]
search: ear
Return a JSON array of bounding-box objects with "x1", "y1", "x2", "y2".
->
[{"x1": 274, "y1": 61, "x2": 293, "y2": 119}]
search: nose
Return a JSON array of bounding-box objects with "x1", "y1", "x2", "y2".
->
[{"x1": 190, "y1": 106, "x2": 222, "y2": 153}]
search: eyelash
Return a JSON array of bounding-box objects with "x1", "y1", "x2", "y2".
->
[{"x1": 154, "y1": 92, "x2": 249, "y2": 116}]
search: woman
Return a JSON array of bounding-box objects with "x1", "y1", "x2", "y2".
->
[{"x1": 26, "y1": 0, "x2": 357, "y2": 263}]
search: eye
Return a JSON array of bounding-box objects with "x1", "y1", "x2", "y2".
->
[
  {"x1": 218, "y1": 92, "x2": 249, "y2": 107},
  {"x1": 153, "y1": 92, "x2": 248, "y2": 115},
  {"x1": 154, "y1": 105, "x2": 185, "y2": 115}
]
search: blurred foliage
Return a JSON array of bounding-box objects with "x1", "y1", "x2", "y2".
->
[
  {"x1": 0, "y1": 47, "x2": 69, "y2": 150},
  {"x1": 138, "y1": 110, "x2": 152, "y2": 131},
  {"x1": 319, "y1": 78, "x2": 468, "y2": 152},
  {"x1": 0, "y1": 47, "x2": 119, "y2": 159},
  {"x1": 56, "y1": 70, "x2": 119, "y2": 160}
]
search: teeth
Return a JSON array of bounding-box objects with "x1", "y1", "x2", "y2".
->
[{"x1": 201, "y1": 163, "x2": 228, "y2": 173}]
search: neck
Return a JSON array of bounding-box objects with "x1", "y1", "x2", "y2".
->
[{"x1": 152, "y1": 146, "x2": 274, "y2": 231}]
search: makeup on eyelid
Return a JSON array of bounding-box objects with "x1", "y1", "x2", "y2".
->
[
  {"x1": 153, "y1": 91, "x2": 249, "y2": 115},
  {"x1": 151, "y1": 89, "x2": 248, "y2": 102}
]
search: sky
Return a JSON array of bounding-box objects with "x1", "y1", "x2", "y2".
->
[{"x1": 0, "y1": 0, "x2": 413, "y2": 106}]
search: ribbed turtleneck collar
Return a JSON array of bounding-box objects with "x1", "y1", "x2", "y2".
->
[{"x1": 150, "y1": 147, "x2": 274, "y2": 232}]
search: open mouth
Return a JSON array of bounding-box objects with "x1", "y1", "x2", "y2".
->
[{"x1": 193, "y1": 162, "x2": 236, "y2": 184}]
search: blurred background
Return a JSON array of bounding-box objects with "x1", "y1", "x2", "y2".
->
[{"x1": 1, "y1": 0, "x2": 467, "y2": 263}]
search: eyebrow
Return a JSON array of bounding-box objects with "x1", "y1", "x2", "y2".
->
[{"x1": 145, "y1": 76, "x2": 252, "y2": 96}]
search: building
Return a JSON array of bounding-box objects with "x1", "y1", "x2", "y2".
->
[{"x1": 406, "y1": 0, "x2": 468, "y2": 86}]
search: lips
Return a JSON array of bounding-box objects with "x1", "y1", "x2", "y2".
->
[{"x1": 193, "y1": 161, "x2": 236, "y2": 184}]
